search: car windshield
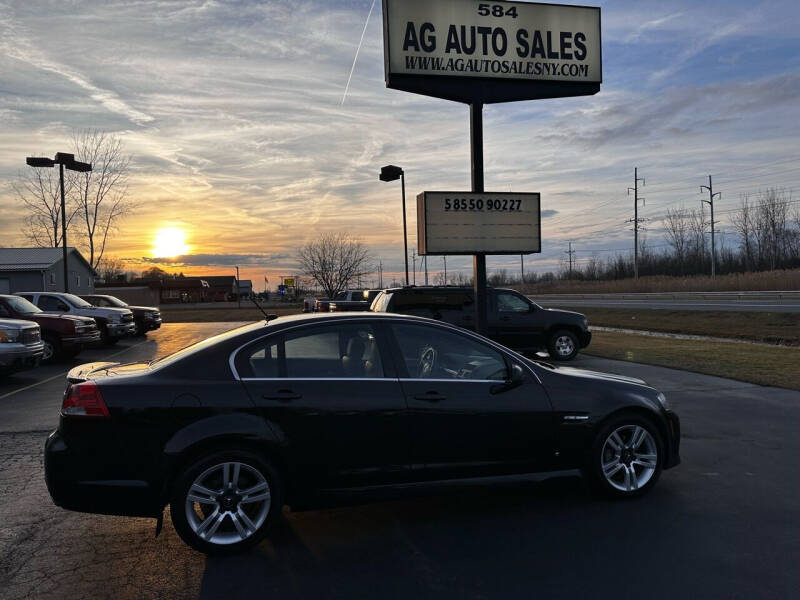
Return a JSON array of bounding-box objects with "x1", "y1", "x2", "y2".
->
[
  {"x1": 99, "y1": 296, "x2": 128, "y2": 307},
  {"x1": 6, "y1": 296, "x2": 42, "y2": 314},
  {"x1": 63, "y1": 294, "x2": 93, "y2": 308}
]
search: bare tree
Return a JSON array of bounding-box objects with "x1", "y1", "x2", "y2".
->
[
  {"x1": 72, "y1": 130, "x2": 131, "y2": 269},
  {"x1": 731, "y1": 195, "x2": 755, "y2": 270},
  {"x1": 297, "y1": 232, "x2": 372, "y2": 298},
  {"x1": 663, "y1": 207, "x2": 690, "y2": 273},
  {"x1": 13, "y1": 163, "x2": 79, "y2": 247},
  {"x1": 96, "y1": 256, "x2": 128, "y2": 282}
]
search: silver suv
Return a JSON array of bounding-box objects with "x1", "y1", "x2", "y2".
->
[
  {"x1": 16, "y1": 292, "x2": 135, "y2": 345},
  {"x1": 0, "y1": 318, "x2": 44, "y2": 377}
]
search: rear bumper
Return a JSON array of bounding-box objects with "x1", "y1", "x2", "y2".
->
[{"x1": 44, "y1": 430, "x2": 161, "y2": 518}]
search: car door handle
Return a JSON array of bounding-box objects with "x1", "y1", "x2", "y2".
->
[
  {"x1": 415, "y1": 392, "x2": 447, "y2": 402},
  {"x1": 262, "y1": 390, "x2": 301, "y2": 402}
]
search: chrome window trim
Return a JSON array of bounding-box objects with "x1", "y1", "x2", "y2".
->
[
  {"x1": 228, "y1": 315, "x2": 543, "y2": 385},
  {"x1": 240, "y1": 377, "x2": 398, "y2": 382},
  {"x1": 398, "y1": 378, "x2": 505, "y2": 384}
]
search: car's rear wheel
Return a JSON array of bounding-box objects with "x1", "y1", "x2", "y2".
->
[
  {"x1": 587, "y1": 414, "x2": 663, "y2": 497},
  {"x1": 170, "y1": 450, "x2": 281, "y2": 555},
  {"x1": 547, "y1": 329, "x2": 579, "y2": 361}
]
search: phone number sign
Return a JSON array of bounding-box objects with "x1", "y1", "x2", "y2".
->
[{"x1": 417, "y1": 191, "x2": 541, "y2": 255}]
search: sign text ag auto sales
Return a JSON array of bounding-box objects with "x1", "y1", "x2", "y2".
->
[{"x1": 385, "y1": 0, "x2": 601, "y2": 84}]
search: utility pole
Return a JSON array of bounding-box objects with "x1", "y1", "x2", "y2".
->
[
  {"x1": 411, "y1": 249, "x2": 417, "y2": 285},
  {"x1": 565, "y1": 242, "x2": 576, "y2": 279},
  {"x1": 627, "y1": 168, "x2": 646, "y2": 279},
  {"x1": 443, "y1": 256, "x2": 447, "y2": 285},
  {"x1": 520, "y1": 254, "x2": 524, "y2": 284},
  {"x1": 424, "y1": 256, "x2": 429, "y2": 285},
  {"x1": 378, "y1": 260, "x2": 383, "y2": 288},
  {"x1": 235, "y1": 265, "x2": 241, "y2": 308},
  {"x1": 700, "y1": 175, "x2": 721, "y2": 278}
]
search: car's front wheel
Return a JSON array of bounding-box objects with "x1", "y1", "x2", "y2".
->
[
  {"x1": 41, "y1": 334, "x2": 61, "y2": 363},
  {"x1": 170, "y1": 451, "x2": 281, "y2": 555},
  {"x1": 547, "y1": 329, "x2": 579, "y2": 361},
  {"x1": 587, "y1": 415, "x2": 663, "y2": 497}
]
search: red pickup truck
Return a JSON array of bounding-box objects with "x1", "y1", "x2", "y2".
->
[{"x1": 0, "y1": 294, "x2": 100, "y2": 363}]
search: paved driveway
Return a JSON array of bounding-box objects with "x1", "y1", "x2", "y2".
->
[{"x1": 0, "y1": 324, "x2": 797, "y2": 599}]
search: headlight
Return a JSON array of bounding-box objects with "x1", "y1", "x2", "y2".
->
[
  {"x1": 582, "y1": 318, "x2": 589, "y2": 328},
  {"x1": 0, "y1": 328, "x2": 20, "y2": 343},
  {"x1": 144, "y1": 311, "x2": 154, "y2": 319},
  {"x1": 656, "y1": 392, "x2": 670, "y2": 410}
]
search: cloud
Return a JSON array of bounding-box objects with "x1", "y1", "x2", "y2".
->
[{"x1": 139, "y1": 253, "x2": 290, "y2": 267}]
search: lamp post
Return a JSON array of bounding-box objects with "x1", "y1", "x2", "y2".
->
[
  {"x1": 26, "y1": 153, "x2": 92, "y2": 293},
  {"x1": 379, "y1": 165, "x2": 409, "y2": 286}
]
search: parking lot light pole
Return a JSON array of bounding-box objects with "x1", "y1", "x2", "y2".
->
[
  {"x1": 379, "y1": 165, "x2": 409, "y2": 286},
  {"x1": 26, "y1": 153, "x2": 92, "y2": 293}
]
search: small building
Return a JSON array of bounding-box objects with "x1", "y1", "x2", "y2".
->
[
  {"x1": 160, "y1": 278, "x2": 209, "y2": 304},
  {"x1": 238, "y1": 280, "x2": 253, "y2": 299},
  {"x1": 203, "y1": 275, "x2": 238, "y2": 302},
  {"x1": 0, "y1": 247, "x2": 96, "y2": 295}
]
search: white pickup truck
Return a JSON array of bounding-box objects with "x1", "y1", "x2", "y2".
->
[
  {"x1": 0, "y1": 318, "x2": 44, "y2": 377},
  {"x1": 16, "y1": 292, "x2": 135, "y2": 345}
]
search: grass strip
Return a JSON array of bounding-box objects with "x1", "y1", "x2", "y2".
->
[
  {"x1": 581, "y1": 308, "x2": 800, "y2": 346},
  {"x1": 584, "y1": 330, "x2": 800, "y2": 390}
]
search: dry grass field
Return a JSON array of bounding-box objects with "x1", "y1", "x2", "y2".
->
[
  {"x1": 584, "y1": 330, "x2": 800, "y2": 391},
  {"x1": 582, "y1": 308, "x2": 800, "y2": 346},
  {"x1": 519, "y1": 269, "x2": 800, "y2": 295}
]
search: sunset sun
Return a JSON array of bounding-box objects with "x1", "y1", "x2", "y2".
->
[{"x1": 152, "y1": 227, "x2": 189, "y2": 258}]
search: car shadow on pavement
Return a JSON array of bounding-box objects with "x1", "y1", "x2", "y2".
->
[{"x1": 196, "y1": 475, "x2": 690, "y2": 600}]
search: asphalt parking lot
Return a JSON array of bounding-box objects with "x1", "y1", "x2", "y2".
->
[{"x1": 1, "y1": 323, "x2": 798, "y2": 600}]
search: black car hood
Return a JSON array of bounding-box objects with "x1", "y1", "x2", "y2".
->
[
  {"x1": 126, "y1": 306, "x2": 159, "y2": 312},
  {"x1": 532, "y1": 361, "x2": 647, "y2": 387}
]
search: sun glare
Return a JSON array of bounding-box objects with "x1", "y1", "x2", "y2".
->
[{"x1": 152, "y1": 227, "x2": 189, "y2": 258}]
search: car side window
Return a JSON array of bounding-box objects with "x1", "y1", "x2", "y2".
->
[
  {"x1": 39, "y1": 296, "x2": 69, "y2": 312},
  {"x1": 391, "y1": 323, "x2": 508, "y2": 381},
  {"x1": 238, "y1": 324, "x2": 385, "y2": 379},
  {"x1": 497, "y1": 292, "x2": 530, "y2": 313}
]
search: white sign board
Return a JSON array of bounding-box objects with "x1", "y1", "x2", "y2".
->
[
  {"x1": 417, "y1": 192, "x2": 541, "y2": 255},
  {"x1": 384, "y1": 0, "x2": 601, "y2": 85}
]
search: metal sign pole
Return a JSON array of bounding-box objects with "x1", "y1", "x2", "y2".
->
[{"x1": 470, "y1": 102, "x2": 488, "y2": 335}]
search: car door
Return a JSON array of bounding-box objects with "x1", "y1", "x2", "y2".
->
[
  {"x1": 388, "y1": 321, "x2": 555, "y2": 480},
  {"x1": 489, "y1": 289, "x2": 546, "y2": 350},
  {"x1": 236, "y1": 320, "x2": 410, "y2": 490}
]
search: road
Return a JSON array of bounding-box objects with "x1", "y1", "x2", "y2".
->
[
  {"x1": 1, "y1": 323, "x2": 798, "y2": 599},
  {"x1": 532, "y1": 291, "x2": 800, "y2": 312}
]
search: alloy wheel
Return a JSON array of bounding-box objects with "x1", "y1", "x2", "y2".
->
[
  {"x1": 554, "y1": 335, "x2": 575, "y2": 357},
  {"x1": 42, "y1": 340, "x2": 54, "y2": 362},
  {"x1": 601, "y1": 425, "x2": 658, "y2": 492},
  {"x1": 184, "y1": 461, "x2": 271, "y2": 546}
]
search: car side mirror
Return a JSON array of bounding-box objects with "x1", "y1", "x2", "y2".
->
[{"x1": 491, "y1": 364, "x2": 525, "y2": 394}]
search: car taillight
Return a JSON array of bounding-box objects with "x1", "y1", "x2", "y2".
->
[{"x1": 62, "y1": 381, "x2": 110, "y2": 417}]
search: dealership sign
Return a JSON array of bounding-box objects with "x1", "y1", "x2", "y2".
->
[
  {"x1": 383, "y1": 0, "x2": 601, "y2": 103},
  {"x1": 417, "y1": 192, "x2": 541, "y2": 255}
]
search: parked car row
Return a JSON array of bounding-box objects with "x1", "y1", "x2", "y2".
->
[{"x1": 0, "y1": 291, "x2": 161, "y2": 378}]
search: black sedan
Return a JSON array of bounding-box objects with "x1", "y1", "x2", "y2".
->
[{"x1": 45, "y1": 313, "x2": 680, "y2": 554}]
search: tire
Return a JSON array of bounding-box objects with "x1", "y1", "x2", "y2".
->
[
  {"x1": 41, "y1": 334, "x2": 62, "y2": 363},
  {"x1": 170, "y1": 450, "x2": 281, "y2": 555},
  {"x1": 586, "y1": 414, "x2": 664, "y2": 498},
  {"x1": 133, "y1": 320, "x2": 148, "y2": 337},
  {"x1": 547, "y1": 329, "x2": 580, "y2": 361}
]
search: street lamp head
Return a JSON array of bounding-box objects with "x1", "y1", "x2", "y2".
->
[
  {"x1": 67, "y1": 160, "x2": 92, "y2": 173},
  {"x1": 26, "y1": 157, "x2": 55, "y2": 168},
  {"x1": 380, "y1": 165, "x2": 403, "y2": 182},
  {"x1": 54, "y1": 152, "x2": 75, "y2": 163}
]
